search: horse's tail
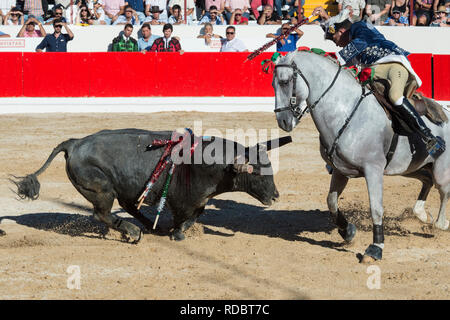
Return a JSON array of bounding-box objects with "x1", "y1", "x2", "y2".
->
[{"x1": 10, "y1": 139, "x2": 78, "y2": 200}]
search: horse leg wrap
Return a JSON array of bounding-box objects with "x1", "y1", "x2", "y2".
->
[
  {"x1": 373, "y1": 224, "x2": 384, "y2": 244},
  {"x1": 336, "y1": 210, "x2": 348, "y2": 230}
]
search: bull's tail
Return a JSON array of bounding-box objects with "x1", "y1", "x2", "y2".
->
[{"x1": 10, "y1": 139, "x2": 78, "y2": 200}]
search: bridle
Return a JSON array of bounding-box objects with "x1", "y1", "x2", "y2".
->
[{"x1": 274, "y1": 61, "x2": 342, "y2": 121}]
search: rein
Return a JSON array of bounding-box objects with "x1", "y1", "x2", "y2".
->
[{"x1": 274, "y1": 61, "x2": 342, "y2": 121}]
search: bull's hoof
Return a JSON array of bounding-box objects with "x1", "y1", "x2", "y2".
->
[
  {"x1": 131, "y1": 230, "x2": 143, "y2": 244},
  {"x1": 0, "y1": 229, "x2": 5, "y2": 236},
  {"x1": 170, "y1": 230, "x2": 185, "y2": 241},
  {"x1": 338, "y1": 223, "x2": 356, "y2": 243},
  {"x1": 360, "y1": 244, "x2": 382, "y2": 263}
]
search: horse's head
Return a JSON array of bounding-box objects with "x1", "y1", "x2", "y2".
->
[{"x1": 272, "y1": 53, "x2": 309, "y2": 132}]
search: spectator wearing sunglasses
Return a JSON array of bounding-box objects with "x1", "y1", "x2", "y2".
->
[
  {"x1": 3, "y1": 7, "x2": 24, "y2": 25},
  {"x1": 224, "y1": 0, "x2": 250, "y2": 23},
  {"x1": 36, "y1": 18, "x2": 74, "y2": 52},
  {"x1": 266, "y1": 22, "x2": 303, "y2": 52},
  {"x1": 45, "y1": 6, "x2": 67, "y2": 25},
  {"x1": 430, "y1": 5, "x2": 449, "y2": 26},
  {"x1": 220, "y1": 26, "x2": 247, "y2": 52},
  {"x1": 17, "y1": 16, "x2": 46, "y2": 37},
  {"x1": 113, "y1": 4, "x2": 140, "y2": 25},
  {"x1": 76, "y1": 5, "x2": 95, "y2": 25},
  {"x1": 0, "y1": 0, "x2": 17, "y2": 24},
  {"x1": 198, "y1": 5, "x2": 225, "y2": 24},
  {"x1": 229, "y1": 8, "x2": 248, "y2": 24}
]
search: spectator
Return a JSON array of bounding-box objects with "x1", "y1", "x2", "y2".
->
[
  {"x1": 266, "y1": 22, "x2": 303, "y2": 52},
  {"x1": 195, "y1": 0, "x2": 206, "y2": 20},
  {"x1": 0, "y1": 0, "x2": 17, "y2": 25},
  {"x1": 114, "y1": 4, "x2": 140, "y2": 24},
  {"x1": 430, "y1": 4, "x2": 449, "y2": 25},
  {"x1": 103, "y1": 0, "x2": 126, "y2": 24},
  {"x1": 289, "y1": 4, "x2": 305, "y2": 24},
  {"x1": 274, "y1": 0, "x2": 304, "y2": 20},
  {"x1": 3, "y1": 7, "x2": 24, "y2": 25},
  {"x1": 309, "y1": 5, "x2": 330, "y2": 24},
  {"x1": 24, "y1": 0, "x2": 45, "y2": 23},
  {"x1": 229, "y1": 8, "x2": 248, "y2": 24},
  {"x1": 168, "y1": 0, "x2": 195, "y2": 20},
  {"x1": 197, "y1": 21, "x2": 221, "y2": 46},
  {"x1": 76, "y1": 4, "x2": 95, "y2": 25},
  {"x1": 148, "y1": 23, "x2": 183, "y2": 52},
  {"x1": 337, "y1": 0, "x2": 365, "y2": 21},
  {"x1": 84, "y1": 0, "x2": 107, "y2": 24},
  {"x1": 365, "y1": 0, "x2": 391, "y2": 25},
  {"x1": 168, "y1": 4, "x2": 193, "y2": 24},
  {"x1": 251, "y1": 0, "x2": 273, "y2": 20},
  {"x1": 198, "y1": 5, "x2": 224, "y2": 24},
  {"x1": 126, "y1": 0, "x2": 146, "y2": 22},
  {"x1": 205, "y1": 0, "x2": 225, "y2": 13},
  {"x1": 220, "y1": 25, "x2": 247, "y2": 52},
  {"x1": 389, "y1": 0, "x2": 408, "y2": 16},
  {"x1": 17, "y1": 16, "x2": 46, "y2": 36},
  {"x1": 143, "y1": 5, "x2": 168, "y2": 24},
  {"x1": 111, "y1": 23, "x2": 139, "y2": 51},
  {"x1": 413, "y1": 0, "x2": 434, "y2": 25},
  {"x1": 138, "y1": 22, "x2": 159, "y2": 51},
  {"x1": 45, "y1": 5, "x2": 67, "y2": 25},
  {"x1": 36, "y1": 19, "x2": 74, "y2": 52},
  {"x1": 433, "y1": 0, "x2": 450, "y2": 14},
  {"x1": 257, "y1": 5, "x2": 281, "y2": 25},
  {"x1": 0, "y1": 30, "x2": 10, "y2": 37},
  {"x1": 383, "y1": 7, "x2": 409, "y2": 24},
  {"x1": 145, "y1": 0, "x2": 169, "y2": 20},
  {"x1": 224, "y1": 0, "x2": 250, "y2": 23}
]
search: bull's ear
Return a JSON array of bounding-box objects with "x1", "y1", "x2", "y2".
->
[{"x1": 259, "y1": 136, "x2": 292, "y2": 151}]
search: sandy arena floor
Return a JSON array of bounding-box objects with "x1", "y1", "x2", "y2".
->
[{"x1": 0, "y1": 112, "x2": 449, "y2": 299}]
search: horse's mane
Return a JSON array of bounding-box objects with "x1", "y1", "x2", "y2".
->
[{"x1": 281, "y1": 50, "x2": 362, "y2": 87}]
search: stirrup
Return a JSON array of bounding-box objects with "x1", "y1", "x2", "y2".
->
[{"x1": 426, "y1": 136, "x2": 446, "y2": 159}]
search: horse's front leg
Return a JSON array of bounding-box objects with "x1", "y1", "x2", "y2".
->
[
  {"x1": 327, "y1": 169, "x2": 356, "y2": 242},
  {"x1": 361, "y1": 165, "x2": 385, "y2": 263}
]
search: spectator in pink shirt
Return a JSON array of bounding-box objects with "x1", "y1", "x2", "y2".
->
[
  {"x1": 251, "y1": 0, "x2": 273, "y2": 20},
  {"x1": 224, "y1": 0, "x2": 250, "y2": 22},
  {"x1": 103, "y1": 0, "x2": 126, "y2": 24},
  {"x1": 205, "y1": 0, "x2": 225, "y2": 13},
  {"x1": 17, "y1": 16, "x2": 46, "y2": 37}
]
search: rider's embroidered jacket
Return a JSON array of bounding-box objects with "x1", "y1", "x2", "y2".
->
[{"x1": 336, "y1": 20, "x2": 422, "y2": 87}]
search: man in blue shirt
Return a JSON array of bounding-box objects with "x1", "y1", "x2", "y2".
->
[
  {"x1": 265, "y1": 23, "x2": 303, "y2": 52},
  {"x1": 36, "y1": 19, "x2": 74, "y2": 52},
  {"x1": 323, "y1": 9, "x2": 445, "y2": 158},
  {"x1": 138, "y1": 23, "x2": 160, "y2": 51}
]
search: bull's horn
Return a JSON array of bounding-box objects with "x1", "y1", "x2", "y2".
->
[{"x1": 259, "y1": 136, "x2": 292, "y2": 151}]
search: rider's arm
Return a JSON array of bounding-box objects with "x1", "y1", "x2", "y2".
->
[{"x1": 336, "y1": 38, "x2": 368, "y2": 66}]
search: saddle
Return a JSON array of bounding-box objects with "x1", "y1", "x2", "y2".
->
[{"x1": 368, "y1": 79, "x2": 448, "y2": 134}]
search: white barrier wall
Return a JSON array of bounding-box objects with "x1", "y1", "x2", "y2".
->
[{"x1": 0, "y1": 24, "x2": 449, "y2": 54}]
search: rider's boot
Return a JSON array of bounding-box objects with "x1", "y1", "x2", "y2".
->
[{"x1": 395, "y1": 98, "x2": 446, "y2": 159}]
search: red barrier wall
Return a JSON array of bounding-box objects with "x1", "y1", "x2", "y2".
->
[
  {"x1": 433, "y1": 55, "x2": 450, "y2": 101},
  {"x1": 1, "y1": 52, "x2": 449, "y2": 99}
]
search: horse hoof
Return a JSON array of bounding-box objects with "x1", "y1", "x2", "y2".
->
[
  {"x1": 131, "y1": 230, "x2": 143, "y2": 244},
  {"x1": 360, "y1": 244, "x2": 383, "y2": 263},
  {"x1": 338, "y1": 223, "x2": 356, "y2": 243},
  {"x1": 0, "y1": 229, "x2": 5, "y2": 236}
]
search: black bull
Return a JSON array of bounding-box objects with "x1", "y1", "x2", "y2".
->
[{"x1": 11, "y1": 129, "x2": 291, "y2": 242}]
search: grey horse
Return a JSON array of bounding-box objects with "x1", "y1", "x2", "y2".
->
[{"x1": 272, "y1": 50, "x2": 449, "y2": 262}]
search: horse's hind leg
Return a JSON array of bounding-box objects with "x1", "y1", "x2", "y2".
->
[
  {"x1": 433, "y1": 153, "x2": 450, "y2": 230},
  {"x1": 404, "y1": 167, "x2": 434, "y2": 223},
  {"x1": 435, "y1": 187, "x2": 449, "y2": 230},
  {"x1": 327, "y1": 170, "x2": 356, "y2": 242}
]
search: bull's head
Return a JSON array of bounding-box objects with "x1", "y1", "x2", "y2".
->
[{"x1": 230, "y1": 136, "x2": 292, "y2": 206}]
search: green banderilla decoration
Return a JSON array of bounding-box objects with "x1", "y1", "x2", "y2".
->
[{"x1": 152, "y1": 162, "x2": 175, "y2": 230}]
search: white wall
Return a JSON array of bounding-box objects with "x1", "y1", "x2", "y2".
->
[{"x1": 0, "y1": 24, "x2": 449, "y2": 54}]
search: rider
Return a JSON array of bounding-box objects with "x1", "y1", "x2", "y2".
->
[{"x1": 319, "y1": 8, "x2": 446, "y2": 159}]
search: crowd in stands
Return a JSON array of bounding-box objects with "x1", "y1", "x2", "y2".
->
[
  {"x1": 0, "y1": 0, "x2": 448, "y2": 27},
  {"x1": 0, "y1": 0, "x2": 448, "y2": 52}
]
